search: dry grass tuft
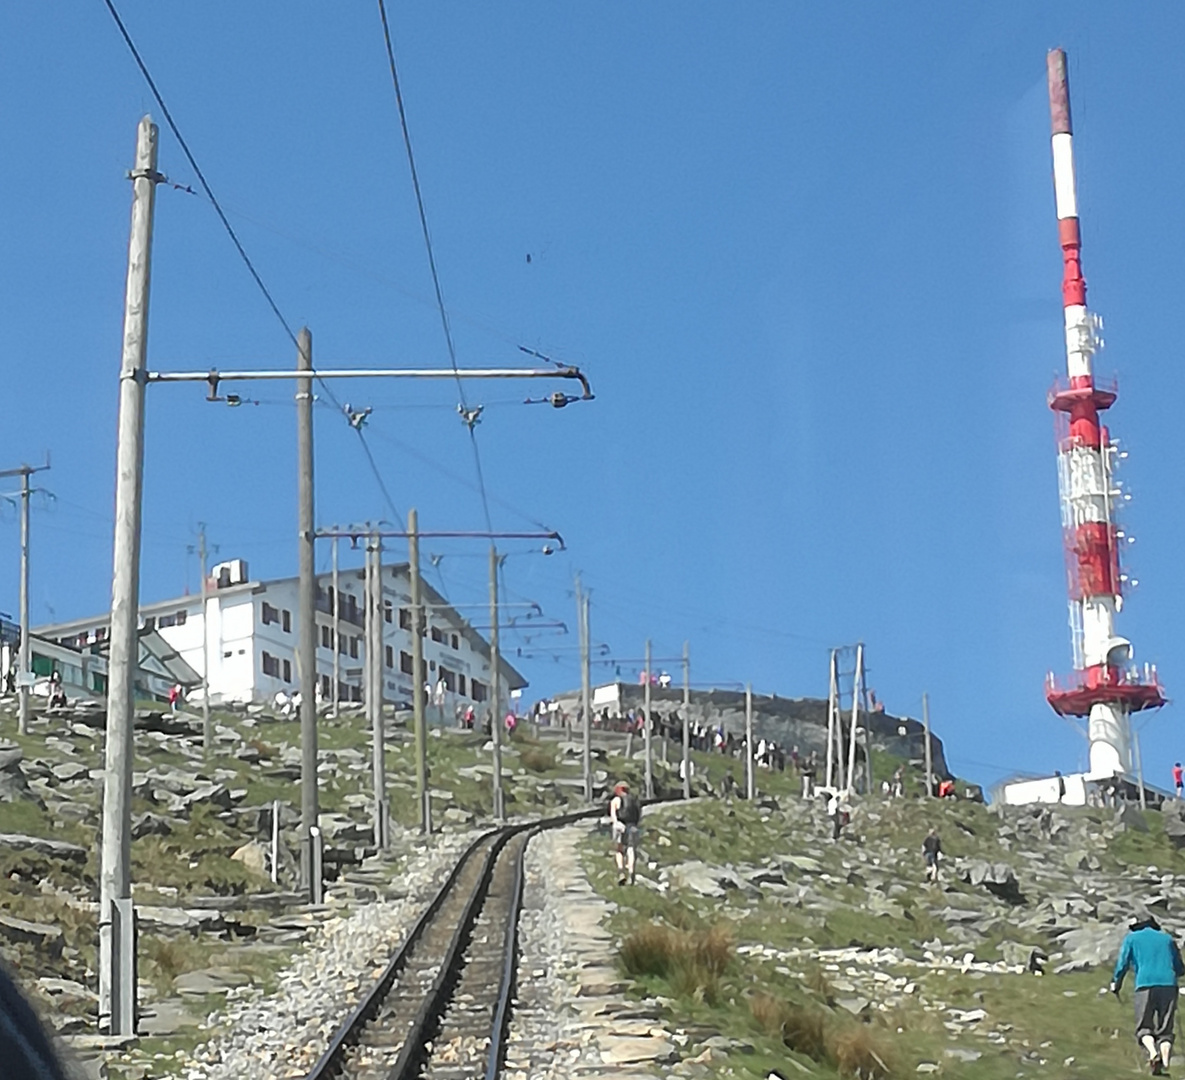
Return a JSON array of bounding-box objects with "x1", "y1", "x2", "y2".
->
[
  {"x1": 620, "y1": 923, "x2": 679, "y2": 978},
  {"x1": 829, "y1": 1024, "x2": 894, "y2": 1079},
  {"x1": 748, "y1": 992, "x2": 828, "y2": 1060},
  {"x1": 619, "y1": 921, "x2": 734, "y2": 1003},
  {"x1": 804, "y1": 960, "x2": 835, "y2": 1000},
  {"x1": 519, "y1": 745, "x2": 556, "y2": 773}
]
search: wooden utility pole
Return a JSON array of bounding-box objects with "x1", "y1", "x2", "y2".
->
[
  {"x1": 643, "y1": 639, "x2": 653, "y2": 799},
  {"x1": 197, "y1": 522, "x2": 212, "y2": 758},
  {"x1": 922, "y1": 691, "x2": 933, "y2": 798},
  {"x1": 489, "y1": 545, "x2": 505, "y2": 822},
  {"x1": 100, "y1": 115, "x2": 159, "y2": 1036},
  {"x1": 296, "y1": 327, "x2": 320, "y2": 901},
  {"x1": 409, "y1": 510, "x2": 430, "y2": 832},
  {"x1": 745, "y1": 683, "x2": 755, "y2": 801},
  {"x1": 682, "y1": 641, "x2": 691, "y2": 799}
]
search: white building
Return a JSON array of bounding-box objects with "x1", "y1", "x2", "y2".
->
[{"x1": 32, "y1": 559, "x2": 525, "y2": 712}]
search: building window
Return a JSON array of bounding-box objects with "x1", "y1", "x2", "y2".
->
[
  {"x1": 430, "y1": 627, "x2": 444, "y2": 643},
  {"x1": 400, "y1": 650, "x2": 413, "y2": 676},
  {"x1": 321, "y1": 625, "x2": 332, "y2": 649},
  {"x1": 282, "y1": 658, "x2": 292, "y2": 682},
  {"x1": 451, "y1": 634, "x2": 459, "y2": 650},
  {"x1": 439, "y1": 667, "x2": 456, "y2": 692},
  {"x1": 262, "y1": 651, "x2": 280, "y2": 677},
  {"x1": 262, "y1": 602, "x2": 280, "y2": 626},
  {"x1": 350, "y1": 637, "x2": 359, "y2": 659},
  {"x1": 399, "y1": 608, "x2": 412, "y2": 630},
  {"x1": 471, "y1": 679, "x2": 487, "y2": 703},
  {"x1": 339, "y1": 634, "x2": 347, "y2": 655},
  {"x1": 282, "y1": 610, "x2": 292, "y2": 633},
  {"x1": 384, "y1": 602, "x2": 393, "y2": 624},
  {"x1": 321, "y1": 675, "x2": 331, "y2": 698},
  {"x1": 457, "y1": 674, "x2": 467, "y2": 697},
  {"x1": 384, "y1": 645, "x2": 392, "y2": 668},
  {"x1": 158, "y1": 610, "x2": 188, "y2": 628}
]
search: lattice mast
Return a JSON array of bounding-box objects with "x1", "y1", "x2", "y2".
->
[{"x1": 1043, "y1": 49, "x2": 1164, "y2": 777}]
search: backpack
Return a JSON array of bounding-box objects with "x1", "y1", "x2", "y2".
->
[{"x1": 617, "y1": 792, "x2": 641, "y2": 825}]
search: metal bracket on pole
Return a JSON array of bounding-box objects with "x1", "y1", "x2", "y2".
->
[
  {"x1": 308, "y1": 826, "x2": 324, "y2": 905},
  {"x1": 99, "y1": 897, "x2": 137, "y2": 1035}
]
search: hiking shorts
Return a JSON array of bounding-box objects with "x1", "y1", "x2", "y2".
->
[
  {"x1": 1134, "y1": 986, "x2": 1178, "y2": 1044},
  {"x1": 613, "y1": 822, "x2": 640, "y2": 850}
]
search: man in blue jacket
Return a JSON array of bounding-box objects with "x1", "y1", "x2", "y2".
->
[{"x1": 1112, "y1": 915, "x2": 1185, "y2": 1075}]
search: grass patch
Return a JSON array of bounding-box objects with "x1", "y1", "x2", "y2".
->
[
  {"x1": 519, "y1": 744, "x2": 556, "y2": 773},
  {"x1": 620, "y1": 920, "x2": 733, "y2": 1005}
]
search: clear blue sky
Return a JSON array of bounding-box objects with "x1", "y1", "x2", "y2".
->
[{"x1": 1, "y1": 3, "x2": 1183, "y2": 790}]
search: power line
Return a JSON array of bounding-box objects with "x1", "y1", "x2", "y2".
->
[
  {"x1": 374, "y1": 0, "x2": 494, "y2": 533},
  {"x1": 101, "y1": 0, "x2": 297, "y2": 347},
  {"x1": 101, "y1": 0, "x2": 414, "y2": 538}
]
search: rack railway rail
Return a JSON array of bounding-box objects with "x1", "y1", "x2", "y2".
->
[{"x1": 303, "y1": 809, "x2": 593, "y2": 1080}]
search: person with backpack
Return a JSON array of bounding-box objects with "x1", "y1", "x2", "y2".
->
[{"x1": 609, "y1": 781, "x2": 642, "y2": 885}]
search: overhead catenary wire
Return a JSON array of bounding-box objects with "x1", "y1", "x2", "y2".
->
[
  {"x1": 101, "y1": 0, "x2": 416, "y2": 530},
  {"x1": 101, "y1": 0, "x2": 297, "y2": 349},
  {"x1": 374, "y1": 0, "x2": 494, "y2": 533}
]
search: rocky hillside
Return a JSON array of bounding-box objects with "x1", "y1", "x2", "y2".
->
[
  {"x1": 549, "y1": 687, "x2": 955, "y2": 783},
  {"x1": 583, "y1": 767, "x2": 1185, "y2": 1078},
  {"x1": 0, "y1": 693, "x2": 680, "y2": 1077}
]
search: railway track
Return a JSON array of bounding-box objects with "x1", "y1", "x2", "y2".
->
[{"x1": 304, "y1": 812, "x2": 588, "y2": 1080}]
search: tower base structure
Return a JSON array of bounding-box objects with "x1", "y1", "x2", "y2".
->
[{"x1": 1000, "y1": 768, "x2": 1165, "y2": 809}]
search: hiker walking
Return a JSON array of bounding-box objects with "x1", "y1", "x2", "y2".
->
[
  {"x1": 922, "y1": 828, "x2": 942, "y2": 884},
  {"x1": 1173, "y1": 762, "x2": 1183, "y2": 800},
  {"x1": 1112, "y1": 914, "x2": 1185, "y2": 1075},
  {"x1": 892, "y1": 766, "x2": 905, "y2": 799},
  {"x1": 827, "y1": 790, "x2": 849, "y2": 841},
  {"x1": 608, "y1": 781, "x2": 642, "y2": 885},
  {"x1": 801, "y1": 754, "x2": 817, "y2": 799},
  {"x1": 168, "y1": 683, "x2": 181, "y2": 713}
]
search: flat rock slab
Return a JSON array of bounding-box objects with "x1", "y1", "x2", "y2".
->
[
  {"x1": 139, "y1": 998, "x2": 203, "y2": 1035},
  {"x1": 0, "y1": 913, "x2": 63, "y2": 950},
  {"x1": 599, "y1": 1038, "x2": 679, "y2": 1065},
  {"x1": 0, "y1": 832, "x2": 87, "y2": 861}
]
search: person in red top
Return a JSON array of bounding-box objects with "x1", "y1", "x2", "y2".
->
[{"x1": 1173, "y1": 763, "x2": 1183, "y2": 801}]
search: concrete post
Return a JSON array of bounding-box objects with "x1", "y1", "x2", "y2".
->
[
  {"x1": 18, "y1": 471, "x2": 30, "y2": 735},
  {"x1": 198, "y1": 523, "x2": 211, "y2": 758},
  {"x1": 100, "y1": 115, "x2": 159, "y2": 1036},
  {"x1": 296, "y1": 327, "x2": 319, "y2": 898},
  {"x1": 331, "y1": 535, "x2": 339, "y2": 719},
  {"x1": 745, "y1": 683, "x2": 755, "y2": 800},
  {"x1": 922, "y1": 691, "x2": 933, "y2": 798},
  {"x1": 367, "y1": 533, "x2": 388, "y2": 848},
  {"x1": 578, "y1": 582, "x2": 592, "y2": 803},
  {"x1": 643, "y1": 639, "x2": 653, "y2": 799},
  {"x1": 489, "y1": 545, "x2": 505, "y2": 822},
  {"x1": 410, "y1": 510, "x2": 431, "y2": 832}
]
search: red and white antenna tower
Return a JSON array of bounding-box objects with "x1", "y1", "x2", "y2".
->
[{"x1": 1043, "y1": 48, "x2": 1164, "y2": 778}]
